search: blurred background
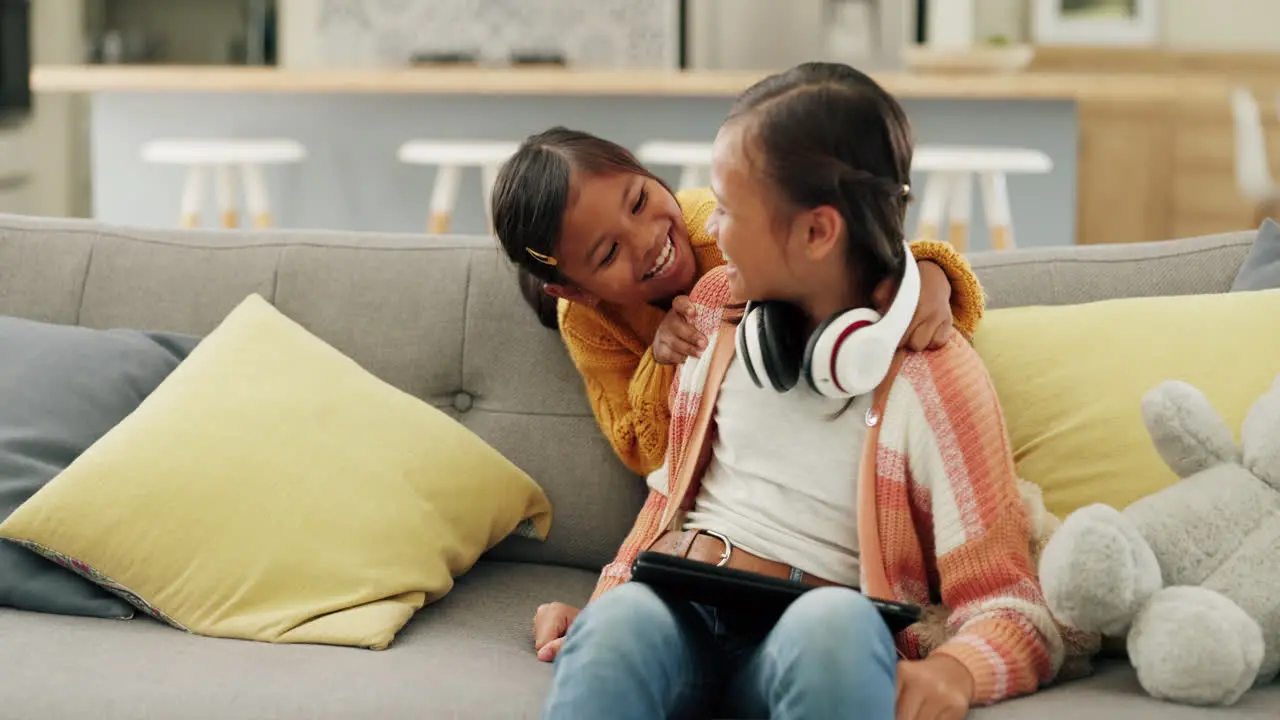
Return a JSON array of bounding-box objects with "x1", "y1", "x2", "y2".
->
[{"x1": 4, "y1": 0, "x2": 1280, "y2": 251}]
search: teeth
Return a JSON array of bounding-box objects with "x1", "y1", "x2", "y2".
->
[{"x1": 645, "y1": 236, "x2": 675, "y2": 280}]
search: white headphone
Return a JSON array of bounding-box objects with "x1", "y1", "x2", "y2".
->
[{"x1": 735, "y1": 239, "x2": 920, "y2": 399}]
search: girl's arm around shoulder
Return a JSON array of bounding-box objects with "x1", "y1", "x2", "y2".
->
[
  {"x1": 907, "y1": 239, "x2": 985, "y2": 338},
  {"x1": 899, "y1": 337, "x2": 1064, "y2": 705},
  {"x1": 675, "y1": 187, "x2": 719, "y2": 238},
  {"x1": 558, "y1": 301, "x2": 676, "y2": 477}
]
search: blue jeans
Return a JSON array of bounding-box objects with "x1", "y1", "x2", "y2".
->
[{"x1": 542, "y1": 582, "x2": 898, "y2": 720}]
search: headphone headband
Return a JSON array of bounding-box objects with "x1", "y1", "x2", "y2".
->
[
  {"x1": 868, "y1": 241, "x2": 920, "y2": 350},
  {"x1": 737, "y1": 238, "x2": 922, "y2": 399}
]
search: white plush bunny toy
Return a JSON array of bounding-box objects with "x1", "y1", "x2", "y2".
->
[{"x1": 1039, "y1": 375, "x2": 1280, "y2": 706}]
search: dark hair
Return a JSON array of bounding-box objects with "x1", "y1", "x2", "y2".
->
[
  {"x1": 726, "y1": 62, "x2": 914, "y2": 306},
  {"x1": 491, "y1": 127, "x2": 664, "y2": 329}
]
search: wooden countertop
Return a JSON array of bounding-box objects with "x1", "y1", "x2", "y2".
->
[{"x1": 31, "y1": 65, "x2": 1224, "y2": 102}]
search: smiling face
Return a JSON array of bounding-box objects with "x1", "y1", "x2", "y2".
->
[
  {"x1": 706, "y1": 119, "x2": 805, "y2": 304},
  {"x1": 546, "y1": 172, "x2": 697, "y2": 307}
]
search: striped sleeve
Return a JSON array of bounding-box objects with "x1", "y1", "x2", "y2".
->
[
  {"x1": 900, "y1": 337, "x2": 1063, "y2": 705},
  {"x1": 588, "y1": 488, "x2": 670, "y2": 602}
]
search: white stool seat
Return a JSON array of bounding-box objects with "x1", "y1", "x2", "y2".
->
[
  {"x1": 141, "y1": 138, "x2": 307, "y2": 230},
  {"x1": 635, "y1": 141, "x2": 714, "y2": 166},
  {"x1": 914, "y1": 146, "x2": 1051, "y2": 174},
  {"x1": 636, "y1": 140, "x2": 713, "y2": 191},
  {"x1": 398, "y1": 140, "x2": 519, "y2": 166},
  {"x1": 142, "y1": 139, "x2": 306, "y2": 166},
  {"x1": 397, "y1": 140, "x2": 520, "y2": 234},
  {"x1": 912, "y1": 144, "x2": 1053, "y2": 252}
]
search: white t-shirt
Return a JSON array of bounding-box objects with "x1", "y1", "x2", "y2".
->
[{"x1": 683, "y1": 355, "x2": 869, "y2": 586}]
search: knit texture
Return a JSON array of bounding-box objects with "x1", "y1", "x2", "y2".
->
[
  {"x1": 588, "y1": 266, "x2": 1060, "y2": 707},
  {"x1": 558, "y1": 188, "x2": 986, "y2": 476}
]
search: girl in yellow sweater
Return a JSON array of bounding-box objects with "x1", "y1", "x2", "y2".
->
[{"x1": 491, "y1": 128, "x2": 986, "y2": 477}]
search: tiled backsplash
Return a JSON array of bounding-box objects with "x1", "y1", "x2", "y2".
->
[{"x1": 313, "y1": 0, "x2": 680, "y2": 68}]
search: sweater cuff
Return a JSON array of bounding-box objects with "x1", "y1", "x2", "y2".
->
[
  {"x1": 908, "y1": 239, "x2": 985, "y2": 338},
  {"x1": 931, "y1": 636, "x2": 1000, "y2": 706},
  {"x1": 589, "y1": 563, "x2": 631, "y2": 604}
]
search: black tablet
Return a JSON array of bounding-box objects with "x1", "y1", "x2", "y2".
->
[{"x1": 631, "y1": 551, "x2": 922, "y2": 635}]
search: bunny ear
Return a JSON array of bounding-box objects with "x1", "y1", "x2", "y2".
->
[
  {"x1": 1242, "y1": 375, "x2": 1280, "y2": 490},
  {"x1": 1142, "y1": 380, "x2": 1239, "y2": 478}
]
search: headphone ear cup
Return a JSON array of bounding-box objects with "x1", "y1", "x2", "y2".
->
[
  {"x1": 759, "y1": 302, "x2": 806, "y2": 392},
  {"x1": 736, "y1": 302, "x2": 766, "y2": 389},
  {"x1": 804, "y1": 308, "x2": 882, "y2": 397},
  {"x1": 802, "y1": 311, "x2": 843, "y2": 394}
]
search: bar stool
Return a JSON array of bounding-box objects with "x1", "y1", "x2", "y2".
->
[
  {"x1": 912, "y1": 146, "x2": 1053, "y2": 251},
  {"x1": 1229, "y1": 87, "x2": 1280, "y2": 225},
  {"x1": 141, "y1": 139, "x2": 306, "y2": 229},
  {"x1": 397, "y1": 140, "x2": 520, "y2": 234},
  {"x1": 635, "y1": 141, "x2": 713, "y2": 191}
]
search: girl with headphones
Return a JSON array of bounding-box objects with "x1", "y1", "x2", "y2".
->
[
  {"x1": 532, "y1": 63, "x2": 1062, "y2": 720},
  {"x1": 491, "y1": 131, "x2": 986, "y2": 480}
]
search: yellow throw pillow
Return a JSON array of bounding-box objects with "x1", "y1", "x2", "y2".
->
[
  {"x1": 0, "y1": 294, "x2": 551, "y2": 650},
  {"x1": 973, "y1": 288, "x2": 1280, "y2": 519}
]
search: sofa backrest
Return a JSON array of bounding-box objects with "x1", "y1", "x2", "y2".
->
[
  {"x1": 0, "y1": 214, "x2": 1257, "y2": 572},
  {"x1": 967, "y1": 230, "x2": 1254, "y2": 308}
]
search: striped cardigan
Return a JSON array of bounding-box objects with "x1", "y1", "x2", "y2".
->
[{"x1": 589, "y1": 266, "x2": 1066, "y2": 706}]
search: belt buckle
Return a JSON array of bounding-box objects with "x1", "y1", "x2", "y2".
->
[{"x1": 702, "y1": 530, "x2": 733, "y2": 567}]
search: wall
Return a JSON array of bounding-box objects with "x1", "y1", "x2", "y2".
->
[
  {"x1": 686, "y1": 0, "x2": 913, "y2": 71},
  {"x1": 969, "y1": 0, "x2": 1280, "y2": 50},
  {"x1": 279, "y1": 0, "x2": 679, "y2": 69},
  {"x1": 1161, "y1": 1, "x2": 1280, "y2": 51},
  {"x1": 3, "y1": 0, "x2": 89, "y2": 218}
]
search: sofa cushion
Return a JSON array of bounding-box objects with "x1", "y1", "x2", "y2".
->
[
  {"x1": 1232, "y1": 219, "x2": 1280, "y2": 291},
  {"x1": 976, "y1": 661, "x2": 1280, "y2": 719},
  {"x1": 2, "y1": 565, "x2": 1276, "y2": 719},
  {"x1": 0, "y1": 315, "x2": 197, "y2": 619},
  {"x1": 973, "y1": 288, "x2": 1280, "y2": 519},
  {"x1": 0, "y1": 295, "x2": 552, "y2": 650},
  {"x1": 0, "y1": 562, "x2": 594, "y2": 720}
]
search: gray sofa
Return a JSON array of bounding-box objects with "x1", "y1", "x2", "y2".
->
[{"x1": 0, "y1": 212, "x2": 1277, "y2": 719}]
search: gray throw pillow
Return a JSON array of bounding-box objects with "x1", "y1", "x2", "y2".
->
[
  {"x1": 0, "y1": 316, "x2": 199, "y2": 618},
  {"x1": 1232, "y1": 218, "x2": 1280, "y2": 291}
]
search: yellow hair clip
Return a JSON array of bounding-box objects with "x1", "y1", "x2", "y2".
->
[{"x1": 527, "y1": 248, "x2": 558, "y2": 267}]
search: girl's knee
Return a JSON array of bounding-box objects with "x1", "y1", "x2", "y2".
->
[
  {"x1": 778, "y1": 587, "x2": 894, "y2": 652},
  {"x1": 582, "y1": 582, "x2": 666, "y2": 620},
  {"x1": 571, "y1": 582, "x2": 679, "y2": 644}
]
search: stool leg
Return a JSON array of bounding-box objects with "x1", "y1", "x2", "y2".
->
[
  {"x1": 179, "y1": 165, "x2": 206, "y2": 228},
  {"x1": 946, "y1": 172, "x2": 972, "y2": 253},
  {"x1": 242, "y1": 163, "x2": 274, "y2": 228},
  {"x1": 428, "y1": 165, "x2": 461, "y2": 234},
  {"x1": 916, "y1": 171, "x2": 951, "y2": 243},
  {"x1": 214, "y1": 164, "x2": 238, "y2": 228},
  {"x1": 481, "y1": 163, "x2": 499, "y2": 232},
  {"x1": 678, "y1": 165, "x2": 700, "y2": 191},
  {"x1": 980, "y1": 171, "x2": 1015, "y2": 251}
]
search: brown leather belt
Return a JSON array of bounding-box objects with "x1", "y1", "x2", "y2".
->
[{"x1": 648, "y1": 529, "x2": 846, "y2": 589}]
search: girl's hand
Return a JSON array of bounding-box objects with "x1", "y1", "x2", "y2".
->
[
  {"x1": 533, "y1": 602, "x2": 580, "y2": 663},
  {"x1": 652, "y1": 296, "x2": 707, "y2": 365},
  {"x1": 895, "y1": 654, "x2": 974, "y2": 720},
  {"x1": 896, "y1": 260, "x2": 956, "y2": 351}
]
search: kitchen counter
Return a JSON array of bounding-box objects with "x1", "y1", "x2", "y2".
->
[{"x1": 31, "y1": 64, "x2": 1222, "y2": 102}]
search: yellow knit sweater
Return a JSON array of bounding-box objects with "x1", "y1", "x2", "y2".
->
[{"x1": 558, "y1": 187, "x2": 986, "y2": 476}]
